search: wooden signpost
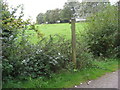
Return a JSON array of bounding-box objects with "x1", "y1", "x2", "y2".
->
[
  {"x1": 71, "y1": 18, "x2": 76, "y2": 69},
  {"x1": 68, "y1": 0, "x2": 77, "y2": 69}
]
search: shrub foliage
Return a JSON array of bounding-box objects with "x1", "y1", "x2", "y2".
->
[
  {"x1": 2, "y1": 1, "x2": 93, "y2": 82},
  {"x1": 86, "y1": 5, "x2": 118, "y2": 58}
]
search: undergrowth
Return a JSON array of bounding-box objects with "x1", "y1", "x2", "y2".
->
[{"x1": 3, "y1": 59, "x2": 118, "y2": 88}]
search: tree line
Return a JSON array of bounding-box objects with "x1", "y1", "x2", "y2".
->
[{"x1": 36, "y1": 1, "x2": 110, "y2": 24}]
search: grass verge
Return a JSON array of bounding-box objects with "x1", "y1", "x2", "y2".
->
[{"x1": 3, "y1": 58, "x2": 119, "y2": 88}]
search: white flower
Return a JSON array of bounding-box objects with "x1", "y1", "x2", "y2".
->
[
  {"x1": 75, "y1": 86, "x2": 77, "y2": 88},
  {"x1": 58, "y1": 53, "x2": 61, "y2": 55},
  {"x1": 55, "y1": 57, "x2": 59, "y2": 59},
  {"x1": 22, "y1": 60, "x2": 26, "y2": 63},
  {"x1": 40, "y1": 50, "x2": 42, "y2": 52}
]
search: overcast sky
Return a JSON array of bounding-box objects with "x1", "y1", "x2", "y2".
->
[{"x1": 6, "y1": 0, "x2": 119, "y2": 22}]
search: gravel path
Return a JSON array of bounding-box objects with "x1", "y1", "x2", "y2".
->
[{"x1": 75, "y1": 70, "x2": 119, "y2": 89}]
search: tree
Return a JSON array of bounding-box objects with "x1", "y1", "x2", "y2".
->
[
  {"x1": 61, "y1": 1, "x2": 80, "y2": 22},
  {"x1": 36, "y1": 0, "x2": 80, "y2": 23},
  {"x1": 36, "y1": 13, "x2": 45, "y2": 24},
  {"x1": 61, "y1": 6, "x2": 72, "y2": 22},
  {"x1": 44, "y1": 10, "x2": 53, "y2": 23},
  {"x1": 78, "y1": 1, "x2": 110, "y2": 18},
  {"x1": 44, "y1": 9, "x2": 62, "y2": 24},
  {"x1": 52, "y1": 8, "x2": 61, "y2": 23}
]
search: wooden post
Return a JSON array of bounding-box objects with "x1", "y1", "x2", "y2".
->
[{"x1": 71, "y1": 18, "x2": 76, "y2": 69}]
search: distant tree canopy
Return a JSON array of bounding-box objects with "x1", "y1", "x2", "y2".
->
[
  {"x1": 78, "y1": 2, "x2": 110, "y2": 18},
  {"x1": 36, "y1": 9, "x2": 62, "y2": 24},
  {"x1": 36, "y1": 0, "x2": 110, "y2": 24},
  {"x1": 36, "y1": 13, "x2": 44, "y2": 24},
  {"x1": 60, "y1": 1, "x2": 80, "y2": 22}
]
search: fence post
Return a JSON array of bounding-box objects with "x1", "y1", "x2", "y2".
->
[{"x1": 71, "y1": 18, "x2": 76, "y2": 69}]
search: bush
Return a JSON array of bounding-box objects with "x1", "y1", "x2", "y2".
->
[
  {"x1": 2, "y1": 1, "x2": 93, "y2": 83},
  {"x1": 21, "y1": 35, "x2": 71, "y2": 78},
  {"x1": 86, "y1": 5, "x2": 118, "y2": 58},
  {"x1": 76, "y1": 31, "x2": 93, "y2": 69},
  {"x1": 16, "y1": 34, "x2": 93, "y2": 79},
  {"x1": 2, "y1": 1, "x2": 31, "y2": 81},
  {"x1": 3, "y1": 32, "x2": 93, "y2": 82}
]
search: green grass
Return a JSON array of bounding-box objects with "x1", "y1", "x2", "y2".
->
[
  {"x1": 24, "y1": 22, "x2": 87, "y2": 43},
  {"x1": 37, "y1": 23, "x2": 86, "y2": 38},
  {"x1": 3, "y1": 59, "x2": 119, "y2": 88}
]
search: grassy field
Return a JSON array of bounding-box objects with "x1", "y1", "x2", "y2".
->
[
  {"x1": 3, "y1": 59, "x2": 119, "y2": 88},
  {"x1": 37, "y1": 23, "x2": 86, "y2": 38},
  {"x1": 24, "y1": 22, "x2": 87, "y2": 43}
]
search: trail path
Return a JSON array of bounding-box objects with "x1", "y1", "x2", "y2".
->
[{"x1": 75, "y1": 70, "x2": 119, "y2": 89}]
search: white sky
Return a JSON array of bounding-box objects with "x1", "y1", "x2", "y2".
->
[{"x1": 6, "y1": 0, "x2": 119, "y2": 22}]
